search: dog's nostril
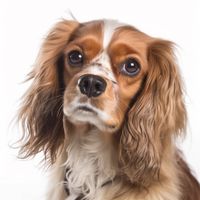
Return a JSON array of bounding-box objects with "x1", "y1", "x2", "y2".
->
[
  {"x1": 95, "y1": 81, "x2": 103, "y2": 92},
  {"x1": 82, "y1": 79, "x2": 90, "y2": 93},
  {"x1": 79, "y1": 75, "x2": 107, "y2": 98}
]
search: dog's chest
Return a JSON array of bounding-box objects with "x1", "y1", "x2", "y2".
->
[{"x1": 64, "y1": 132, "x2": 115, "y2": 200}]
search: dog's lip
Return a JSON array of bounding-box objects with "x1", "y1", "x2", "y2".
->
[{"x1": 76, "y1": 105, "x2": 97, "y2": 114}]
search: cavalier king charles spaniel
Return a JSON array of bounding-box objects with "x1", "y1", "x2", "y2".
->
[{"x1": 18, "y1": 19, "x2": 200, "y2": 200}]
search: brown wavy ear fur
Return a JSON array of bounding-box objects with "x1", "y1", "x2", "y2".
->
[
  {"x1": 18, "y1": 20, "x2": 79, "y2": 163},
  {"x1": 119, "y1": 39, "x2": 186, "y2": 186}
]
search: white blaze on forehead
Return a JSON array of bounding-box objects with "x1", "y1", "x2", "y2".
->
[{"x1": 103, "y1": 19, "x2": 124, "y2": 49}]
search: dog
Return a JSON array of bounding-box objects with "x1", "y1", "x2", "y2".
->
[{"x1": 18, "y1": 19, "x2": 200, "y2": 200}]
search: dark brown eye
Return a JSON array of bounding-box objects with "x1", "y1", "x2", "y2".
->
[
  {"x1": 68, "y1": 50, "x2": 84, "y2": 67},
  {"x1": 121, "y1": 58, "x2": 141, "y2": 76}
]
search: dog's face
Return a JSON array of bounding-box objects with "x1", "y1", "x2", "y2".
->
[{"x1": 63, "y1": 21, "x2": 149, "y2": 132}]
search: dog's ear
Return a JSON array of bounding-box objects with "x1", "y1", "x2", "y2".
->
[
  {"x1": 119, "y1": 39, "x2": 186, "y2": 185},
  {"x1": 18, "y1": 20, "x2": 79, "y2": 163}
]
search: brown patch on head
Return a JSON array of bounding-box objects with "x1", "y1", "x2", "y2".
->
[
  {"x1": 63, "y1": 21, "x2": 104, "y2": 84},
  {"x1": 66, "y1": 21, "x2": 103, "y2": 61}
]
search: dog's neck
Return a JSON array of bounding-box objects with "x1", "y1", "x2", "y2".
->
[{"x1": 64, "y1": 124, "x2": 117, "y2": 199}]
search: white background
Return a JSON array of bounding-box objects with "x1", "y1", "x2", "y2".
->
[{"x1": 0, "y1": 0, "x2": 200, "y2": 199}]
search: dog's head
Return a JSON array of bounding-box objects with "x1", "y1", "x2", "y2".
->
[{"x1": 19, "y1": 19, "x2": 186, "y2": 184}]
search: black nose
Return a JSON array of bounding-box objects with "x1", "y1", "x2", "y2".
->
[{"x1": 78, "y1": 75, "x2": 107, "y2": 98}]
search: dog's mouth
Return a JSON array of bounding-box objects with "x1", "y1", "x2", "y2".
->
[
  {"x1": 76, "y1": 105, "x2": 97, "y2": 115},
  {"x1": 64, "y1": 101, "x2": 119, "y2": 132}
]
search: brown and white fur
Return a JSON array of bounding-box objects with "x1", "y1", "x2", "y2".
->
[{"x1": 18, "y1": 19, "x2": 200, "y2": 200}]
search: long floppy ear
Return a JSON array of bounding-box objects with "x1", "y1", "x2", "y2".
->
[
  {"x1": 119, "y1": 39, "x2": 186, "y2": 185},
  {"x1": 18, "y1": 20, "x2": 79, "y2": 163}
]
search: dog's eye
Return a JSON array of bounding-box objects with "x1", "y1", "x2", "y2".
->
[
  {"x1": 121, "y1": 58, "x2": 140, "y2": 76},
  {"x1": 68, "y1": 50, "x2": 84, "y2": 67}
]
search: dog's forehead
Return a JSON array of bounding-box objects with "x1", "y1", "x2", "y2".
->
[{"x1": 74, "y1": 19, "x2": 125, "y2": 48}]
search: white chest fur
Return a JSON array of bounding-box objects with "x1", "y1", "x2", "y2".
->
[{"x1": 64, "y1": 130, "x2": 116, "y2": 200}]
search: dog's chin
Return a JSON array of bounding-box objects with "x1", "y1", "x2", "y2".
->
[{"x1": 64, "y1": 105, "x2": 118, "y2": 132}]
